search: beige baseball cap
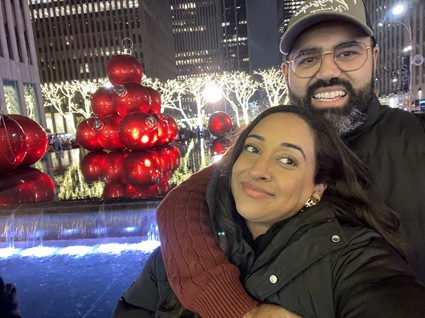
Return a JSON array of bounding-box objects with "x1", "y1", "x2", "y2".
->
[{"x1": 280, "y1": 0, "x2": 374, "y2": 55}]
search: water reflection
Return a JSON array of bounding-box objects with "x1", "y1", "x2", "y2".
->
[{"x1": 0, "y1": 138, "x2": 221, "y2": 205}]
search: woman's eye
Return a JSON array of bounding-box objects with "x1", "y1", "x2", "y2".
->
[
  {"x1": 244, "y1": 145, "x2": 258, "y2": 153},
  {"x1": 279, "y1": 157, "x2": 296, "y2": 166}
]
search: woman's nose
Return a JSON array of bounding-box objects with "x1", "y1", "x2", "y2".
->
[{"x1": 249, "y1": 157, "x2": 271, "y2": 181}]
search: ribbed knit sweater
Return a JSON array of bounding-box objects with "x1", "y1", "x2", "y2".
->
[{"x1": 156, "y1": 163, "x2": 259, "y2": 318}]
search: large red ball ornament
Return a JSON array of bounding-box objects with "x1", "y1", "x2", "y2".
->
[
  {"x1": 0, "y1": 115, "x2": 27, "y2": 173},
  {"x1": 0, "y1": 168, "x2": 54, "y2": 205},
  {"x1": 91, "y1": 87, "x2": 116, "y2": 118},
  {"x1": 152, "y1": 114, "x2": 168, "y2": 146},
  {"x1": 118, "y1": 112, "x2": 158, "y2": 151},
  {"x1": 103, "y1": 152, "x2": 129, "y2": 183},
  {"x1": 106, "y1": 54, "x2": 144, "y2": 86},
  {"x1": 123, "y1": 151, "x2": 161, "y2": 187},
  {"x1": 80, "y1": 151, "x2": 107, "y2": 182},
  {"x1": 76, "y1": 118, "x2": 104, "y2": 151},
  {"x1": 103, "y1": 183, "x2": 127, "y2": 199},
  {"x1": 9, "y1": 114, "x2": 48, "y2": 167},
  {"x1": 208, "y1": 111, "x2": 233, "y2": 137},
  {"x1": 210, "y1": 137, "x2": 231, "y2": 156},
  {"x1": 146, "y1": 87, "x2": 161, "y2": 114},
  {"x1": 113, "y1": 82, "x2": 151, "y2": 117},
  {"x1": 157, "y1": 145, "x2": 181, "y2": 172},
  {"x1": 125, "y1": 184, "x2": 162, "y2": 199},
  {"x1": 95, "y1": 114, "x2": 126, "y2": 151},
  {"x1": 163, "y1": 114, "x2": 179, "y2": 143}
]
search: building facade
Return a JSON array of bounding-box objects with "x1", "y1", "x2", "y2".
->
[
  {"x1": 366, "y1": 0, "x2": 425, "y2": 108},
  {"x1": 0, "y1": 0, "x2": 45, "y2": 126},
  {"x1": 29, "y1": 0, "x2": 176, "y2": 84},
  {"x1": 171, "y1": 0, "x2": 224, "y2": 79}
]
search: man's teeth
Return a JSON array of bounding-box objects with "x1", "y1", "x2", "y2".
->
[{"x1": 313, "y1": 91, "x2": 346, "y2": 99}]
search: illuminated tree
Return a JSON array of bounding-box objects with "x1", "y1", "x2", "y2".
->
[
  {"x1": 143, "y1": 77, "x2": 194, "y2": 129},
  {"x1": 254, "y1": 67, "x2": 288, "y2": 107},
  {"x1": 218, "y1": 71, "x2": 258, "y2": 127}
]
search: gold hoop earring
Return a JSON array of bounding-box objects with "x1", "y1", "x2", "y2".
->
[{"x1": 304, "y1": 195, "x2": 319, "y2": 208}]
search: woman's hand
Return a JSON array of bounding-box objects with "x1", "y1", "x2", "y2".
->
[{"x1": 243, "y1": 303, "x2": 302, "y2": 318}]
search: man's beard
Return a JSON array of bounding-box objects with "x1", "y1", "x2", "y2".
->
[{"x1": 288, "y1": 76, "x2": 375, "y2": 136}]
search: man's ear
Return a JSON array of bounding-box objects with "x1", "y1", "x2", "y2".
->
[
  {"x1": 281, "y1": 61, "x2": 290, "y2": 84},
  {"x1": 372, "y1": 45, "x2": 379, "y2": 73},
  {"x1": 313, "y1": 183, "x2": 327, "y2": 200}
]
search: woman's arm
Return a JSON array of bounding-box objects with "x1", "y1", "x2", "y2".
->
[{"x1": 156, "y1": 164, "x2": 260, "y2": 317}]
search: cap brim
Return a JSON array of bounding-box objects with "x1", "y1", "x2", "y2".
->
[{"x1": 280, "y1": 13, "x2": 374, "y2": 55}]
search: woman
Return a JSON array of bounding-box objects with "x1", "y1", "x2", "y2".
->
[{"x1": 114, "y1": 106, "x2": 425, "y2": 317}]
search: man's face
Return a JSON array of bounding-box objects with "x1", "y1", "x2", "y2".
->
[{"x1": 282, "y1": 22, "x2": 379, "y2": 135}]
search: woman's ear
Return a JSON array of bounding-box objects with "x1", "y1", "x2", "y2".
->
[{"x1": 313, "y1": 183, "x2": 327, "y2": 200}]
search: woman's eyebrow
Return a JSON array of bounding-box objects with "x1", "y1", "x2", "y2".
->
[
  {"x1": 246, "y1": 135, "x2": 306, "y2": 160},
  {"x1": 280, "y1": 142, "x2": 306, "y2": 160}
]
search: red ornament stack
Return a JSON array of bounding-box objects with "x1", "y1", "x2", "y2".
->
[
  {"x1": 76, "y1": 53, "x2": 179, "y2": 152},
  {"x1": 76, "y1": 52, "x2": 181, "y2": 198}
]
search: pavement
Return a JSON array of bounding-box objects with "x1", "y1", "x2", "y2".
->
[{"x1": 0, "y1": 248, "x2": 153, "y2": 317}]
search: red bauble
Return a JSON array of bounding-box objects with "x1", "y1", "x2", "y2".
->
[
  {"x1": 80, "y1": 151, "x2": 107, "y2": 182},
  {"x1": 113, "y1": 82, "x2": 151, "y2": 117},
  {"x1": 152, "y1": 114, "x2": 169, "y2": 146},
  {"x1": 118, "y1": 112, "x2": 158, "y2": 151},
  {"x1": 125, "y1": 184, "x2": 162, "y2": 199},
  {"x1": 146, "y1": 87, "x2": 161, "y2": 114},
  {"x1": 106, "y1": 54, "x2": 144, "y2": 86},
  {"x1": 210, "y1": 137, "x2": 231, "y2": 156},
  {"x1": 157, "y1": 145, "x2": 181, "y2": 172},
  {"x1": 163, "y1": 114, "x2": 179, "y2": 143},
  {"x1": 123, "y1": 151, "x2": 161, "y2": 187},
  {"x1": 0, "y1": 168, "x2": 54, "y2": 205},
  {"x1": 103, "y1": 182, "x2": 127, "y2": 199},
  {"x1": 0, "y1": 115, "x2": 27, "y2": 173},
  {"x1": 103, "y1": 152, "x2": 129, "y2": 183},
  {"x1": 76, "y1": 118, "x2": 104, "y2": 151},
  {"x1": 9, "y1": 114, "x2": 48, "y2": 167},
  {"x1": 95, "y1": 114, "x2": 126, "y2": 151},
  {"x1": 208, "y1": 111, "x2": 233, "y2": 137},
  {"x1": 91, "y1": 87, "x2": 116, "y2": 118}
]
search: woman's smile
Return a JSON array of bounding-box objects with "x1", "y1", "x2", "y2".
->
[{"x1": 241, "y1": 182, "x2": 274, "y2": 199}]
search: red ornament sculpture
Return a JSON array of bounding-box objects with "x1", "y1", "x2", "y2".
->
[
  {"x1": 146, "y1": 87, "x2": 161, "y2": 114},
  {"x1": 80, "y1": 151, "x2": 107, "y2": 183},
  {"x1": 113, "y1": 82, "x2": 151, "y2": 117},
  {"x1": 163, "y1": 114, "x2": 179, "y2": 143},
  {"x1": 106, "y1": 54, "x2": 144, "y2": 86},
  {"x1": 91, "y1": 87, "x2": 116, "y2": 119},
  {"x1": 118, "y1": 112, "x2": 158, "y2": 151},
  {"x1": 123, "y1": 151, "x2": 161, "y2": 187},
  {"x1": 76, "y1": 118, "x2": 104, "y2": 152},
  {"x1": 0, "y1": 115, "x2": 27, "y2": 173},
  {"x1": 208, "y1": 111, "x2": 233, "y2": 137},
  {"x1": 95, "y1": 114, "x2": 126, "y2": 151},
  {"x1": 9, "y1": 114, "x2": 48, "y2": 167}
]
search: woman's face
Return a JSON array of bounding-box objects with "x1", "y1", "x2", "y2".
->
[{"x1": 231, "y1": 113, "x2": 324, "y2": 238}]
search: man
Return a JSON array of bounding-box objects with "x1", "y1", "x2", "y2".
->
[{"x1": 156, "y1": 1, "x2": 425, "y2": 317}]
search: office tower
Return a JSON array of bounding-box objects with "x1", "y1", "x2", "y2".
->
[
  {"x1": 0, "y1": 0, "x2": 45, "y2": 126},
  {"x1": 222, "y1": 0, "x2": 249, "y2": 72},
  {"x1": 171, "y1": 0, "x2": 224, "y2": 79},
  {"x1": 29, "y1": 0, "x2": 176, "y2": 84},
  {"x1": 365, "y1": 0, "x2": 425, "y2": 107}
]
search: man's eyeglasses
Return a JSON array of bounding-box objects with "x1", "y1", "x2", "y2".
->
[{"x1": 285, "y1": 42, "x2": 372, "y2": 79}]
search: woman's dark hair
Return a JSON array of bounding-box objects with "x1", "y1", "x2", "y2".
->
[{"x1": 210, "y1": 105, "x2": 407, "y2": 258}]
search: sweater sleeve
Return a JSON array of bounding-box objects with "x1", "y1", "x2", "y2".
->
[{"x1": 156, "y1": 164, "x2": 259, "y2": 318}]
